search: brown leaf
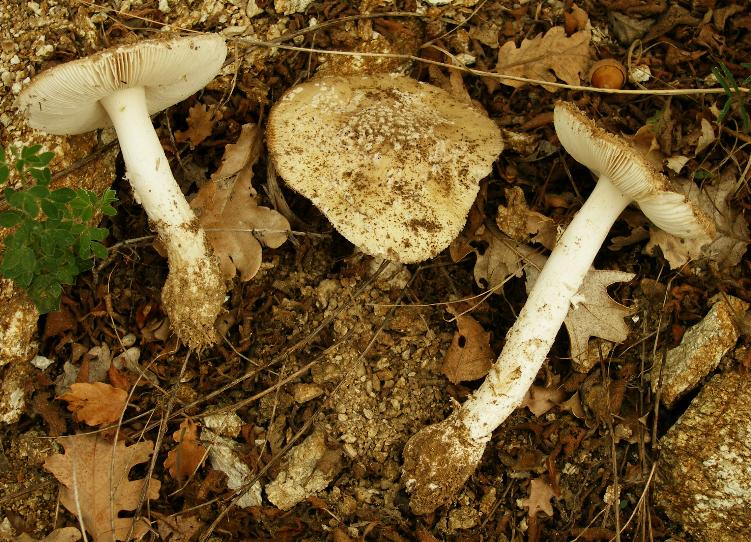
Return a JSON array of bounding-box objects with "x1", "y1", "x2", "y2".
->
[
  {"x1": 165, "y1": 419, "x2": 207, "y2": 481},
  {"x1": 16, "y1": 527, "x2": 81, "y2": 542},
  {"x1": 473, "y1": 227, "x2": 540, "y2": 292},
  {"x1": 496, "y1": 187, "x2": 557, "y2": 249},
  {"x1": 32, "y1": 391, "x2": 68, "y2": 436},
  {"x1": 43, "y1": 434, "x2": 161, "y2": 542},
  {"x1": 441, "y1": 314, "x2": 494, "y2": 384},
  {"x1": 521, "y1": 385, "x2": 566, "y2": 417},
  {"x1": 521, "y1": 477, "x2": 556, "y2": 517},
  {"x1": 43, "y1": 308, "x2": 76, "y2": 340},
  {"x1": 175, "y1": 103, "x2": 222, "y2": 147},
  {"x1": 191, "y1": 124, "x2": 290, "y2": 281},
  {"x1": 495, "y1": 26, "x2": 590, "y2": 91},
  {"x1": 58, "y1": 382, "x2": 128, "y2": 426},
  {"x1": 564, "y1": 270, "x2": 635, "y2": 372},
  {"x1": 157, "y1": 515, "x2": 203, "y2": 542}
]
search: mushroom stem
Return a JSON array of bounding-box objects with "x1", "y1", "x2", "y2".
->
[
  {"x1": 402, "y1": 176, "x2": 630, "y2": 514},
  {"x1": 100, "y1": 86, "x2": 224, "y2": 349}
]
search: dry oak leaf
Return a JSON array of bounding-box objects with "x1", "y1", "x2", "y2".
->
[
  {"x1": 521, "y1": 385, "x2": 566, "y2": 417},
  {"x1": 564, "y1": 269, "x2": 635, "y2": 373},
  {"x1": 441, "y1": 313, "x2": 494, "y2": 384},
  {"x1": 156, "y1": 515, "x2": 204, "y2": 542},
  {"x1": 164, "y1": 419, "x2": 207, "y2": 481},
  {"x1": 521, "y1": 477, "x2": 556, "y2": 517},
  {"x1": 58, "y1": 382, "x2": 128, "y2": 426},
  {"x1": 495, "y1": 26, "x2": 591, "y2": 91},
  {"x1": 473, "y1": 226, "x2": 539, "y2": 291},
  {"x1": 191, "y1": 124, "x2": 290, "y2": 281},
  {"x1": 16, "y1": 527, "x2": 82, "y2": 542},
  {"x1": 496, "y1": 186, "x2": 557, "y2": 250},
  {"x1": 43, "y1": 434, "x2": 161, "y2": 542},
  {"x1": 174, "y1": 103, "x2": 222, "y2": 147}
]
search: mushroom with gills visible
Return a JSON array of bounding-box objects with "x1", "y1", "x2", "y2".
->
[
  {"x1": 266, "y1": 74, "x2": 504, "y2": 264},
  {"x1": 401, "y1": 101, "x2": 716, "y2": 515},
  {"x1": 16, "y1": 35, "x2": 228, "y2": 350}
]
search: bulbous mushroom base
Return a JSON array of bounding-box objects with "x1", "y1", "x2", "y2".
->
[
  {"x1": 161, "y1": 257, "x2": 225, "y2": 350},
  {"x1": 401, "y1": 414, "x2": 488, "y2": 515}
]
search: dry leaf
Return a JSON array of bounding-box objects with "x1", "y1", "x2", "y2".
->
[
  {"x1": 521, "y1": 477, "x2": 556, "y2": 517},
  {"x1": 58, "y1": 382, "x2": 128, "y2": 426},
  {"x1": 495, "y1": 26, "x2": 591, "y2": 91},
  {"x1": 473, "y1": 227, "x2": 539, "y2": 291},
  {"x1": 496, "y1": 187, "x2": 557, "y2": 249},
  {"x1": 165, "y1": 419, "x2": 207, "y2": 481},
  {"x1": 441, "y1": 314, "x2": 494, "y2": 384},
  {"x1": 44, "y1": 434, "x2": 161, "y2": 542},
  {"x1": 564, "y1": 270, "x2": 635, "y2": 373},
  {"x1": 157, "y1": 515, "x2": 204, "y2": 542},
  {"x1": 191, "y1": 124, "x2": 290, "y2": 281},
  {"x1": 521, "y1": 385, "x2": 566, "y2": 417},
  {"x1": 15, "y1": 527, "x2": 82, "y2": 542},
  {"x1": 175, "y1": 103, "x2": 221, "y2": 147}
]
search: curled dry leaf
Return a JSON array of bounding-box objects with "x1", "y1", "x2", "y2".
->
[
  {"x1": 174, "y1": 103, "x2": 222, "y2": 148},
  {"x1": 496, "y1": 186, "x2": 557, "y2": 249},
  {"x1": 58, "y1": 382, "x2": 128, "y2": 426},
  {"x1": 495, "y1": 26, "x2": 591, "y2": 91},
  {"x1": 157, "y1": 515, "x2": 204, "y2": 542},
  {"x1": 441, "y1": 313, "x2": 494, "y2": 384},
  {"x1": 191, "y1": 124, "x2": 290, "y2": 281},
  {"x1": 473, "y1": 226, "x2": 540, "y2": 291},
  {"x1": 165, "y1": 419, "x2": 207, "y2": 481},
  {"x1": 521, "y1": 385, "x2": 566, "y2": 417},
  {"x1": 43, "y1": 434, "x2": 161, "y2": 542}
]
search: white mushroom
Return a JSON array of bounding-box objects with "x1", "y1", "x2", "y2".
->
[
  {"x1": 266, "y1": 74, "x2": 503, "y2": 263},
  {"x1": 16, "y1": 35, "x2": 228, "y2": 349},
  {"x1": 401, "y1": 101, "x2": 715, "y2": 514}
]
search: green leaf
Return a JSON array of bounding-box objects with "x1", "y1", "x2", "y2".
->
[
  {"x1": 89, "y1": 227, "x2": 109, "y2": 241},
  {"x1": 29, "y1": 167, "x2": 52, "y2": 185},
  {"x1": 0, "y1": 164, "x2": 8, "y2": 184},
  {"x1": 90, "y1": 241, "x2": 108, "y2": 259},
  {"x1": 0, "y1": 211, "x2": 23, "y2": 227},
  {"x1": 40, "y1": 199, "x2": 62, "y2": 220},
  {"x1": 28, "y1": 275, "x2": 62, "y2": 314},
  {"x1": 21, "y1": 144, "x2": 43, "y2": 160},
  {"x1": 28, "y1": 185, "x2": 50, "y2": 199},
  {"x1": 7, "y1": 190, "x2": 39, "y2": 216},
  {"x1": 49, "y1": 188, "x2": 76, "y2": 203}
]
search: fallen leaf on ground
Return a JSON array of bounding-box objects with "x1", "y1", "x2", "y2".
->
[
  {"x1": 473, "y1": 227, "x2": 540, "y2": 291},
  {"x1": 16, "y1": 527, "x2": 81, "y2": 542},
  {"x1": 200, "y1": 429, "x2": 262, "y2": 508},
  {"x1": 58, "y1": 382, "x2": 128, "y2": 426},
  {"x1": 175, "y1": 103, "x2": 221, "y2": 147},
  {"x1": 191, "y1": 124, "x2": 290, "y2": 281},
  {"x1": 165, "y1": 419, "x2": 207, "y2": 481},
  {"x1": 441, "y1": 313, "x2": 494, "y2": 384},
  {"x1": 495, "y1": 26, "x2": 591, "y2": 91},
  {"x1": 496, "y1": 186, "x2": 557, "y2": 249},
  {"x1": 521, "y1": 477, "x2": 556, "y2": 517},
  {"x1": 563, "y1": 270, "x2": 635, "y2": 372},
  {"x1": 521, "y1": 385, "x2": 566, "y2": 417},
  {"x1": 156, "y1": 515, "x2": 204, "y2": 542},
  {"x1": 44, "y1": 434, "x2": 161, "y2": 542}
]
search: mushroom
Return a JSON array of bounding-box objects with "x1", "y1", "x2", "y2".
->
[
  {"x1": 401, "y1": 101, "x2": 715, "y2": 514},
  {"x1": 266, "y1": 74, "x2": 503, "y2": 263},
  {"x1": 16, "y1": 35, "x2": 228, "y2": 349}
]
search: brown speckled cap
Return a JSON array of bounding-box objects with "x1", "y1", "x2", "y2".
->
[
  {"x1": 554, "y1": 102, "x2": 714, "y2": 239},
  {"x1": 266, "y1": 74, "x2": 504, "y2": 263},
  {"x1": 16, "y1": 34, "x2": 227, "y2": 135}
]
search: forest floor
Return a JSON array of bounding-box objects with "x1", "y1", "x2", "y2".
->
[{"x1": 1, "y1": 0, "x2": 750, "y2": 541}]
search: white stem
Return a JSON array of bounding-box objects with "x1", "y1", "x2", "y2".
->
[
  {"x1": 99, "y1": 87, "x2": 204, "y2": 263},
  {"x1": 460, "y1": 177, "x2": 631, "y2": 440}
]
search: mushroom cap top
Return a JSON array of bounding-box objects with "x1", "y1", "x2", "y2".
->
[
  {"x1": 16, "y1": 34, "x2": 227, "y2": 135},
  {"x1": 266, "y1": 74, "x2": 504, "y2": 263},
  {"x1": 554, "y1": 101, "x2": 713, "y2": 239}
]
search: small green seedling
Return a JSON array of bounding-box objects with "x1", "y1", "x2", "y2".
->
[
  {"x1": 712, "y1": 61, "x2": 751, "y2": 134},
  {"x1": 0, "y1": 145, "x2": 117, "y2": 313}
]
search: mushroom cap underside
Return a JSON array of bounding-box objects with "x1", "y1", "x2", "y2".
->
[
  {"x1": 266, "y1": 74, "x2": 504, "y2": 263},
  {"x1": 554, "y1": 101, "x2": 714, "y2": 240},
  {"x1": 16, "y1": 34, "x2": 227, "y2": 135}
]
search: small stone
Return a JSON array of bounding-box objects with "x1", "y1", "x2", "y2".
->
[
  {"x1": 292, "y1": 383, "x2": 324, "y2": 403},
  {"x1": 202, "y1": 411, "x2": 244, "y2": 438},
  {"x1": 447, "y1": 506, "x2": 480, "y2": 531}
]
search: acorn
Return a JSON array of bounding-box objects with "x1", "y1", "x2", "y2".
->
[{"x1": 588, "y1": 59, "x2": 627, "y2": 89}]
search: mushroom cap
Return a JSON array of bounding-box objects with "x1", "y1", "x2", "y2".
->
[
  {"x1": 16, "y1": 34, "x2": 227, "y2": 135},
  {"x1": 554, "y1": 101, "x2": 713, "y2": 239},
  {"x1": 266, "y1": 74, "x2": 504, "y2": 263}
]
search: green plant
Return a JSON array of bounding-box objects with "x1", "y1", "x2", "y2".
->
[
  {"x1": 712, "y1": 61, "x2": 751, "y2": 133},
  {"x1": 0, "y1": 145, "x2": 117, "y2": 313}
]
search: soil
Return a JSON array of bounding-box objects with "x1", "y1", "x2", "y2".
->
[{"x1": 1, "y1": 0, "x2": 750, "y2": 541}]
